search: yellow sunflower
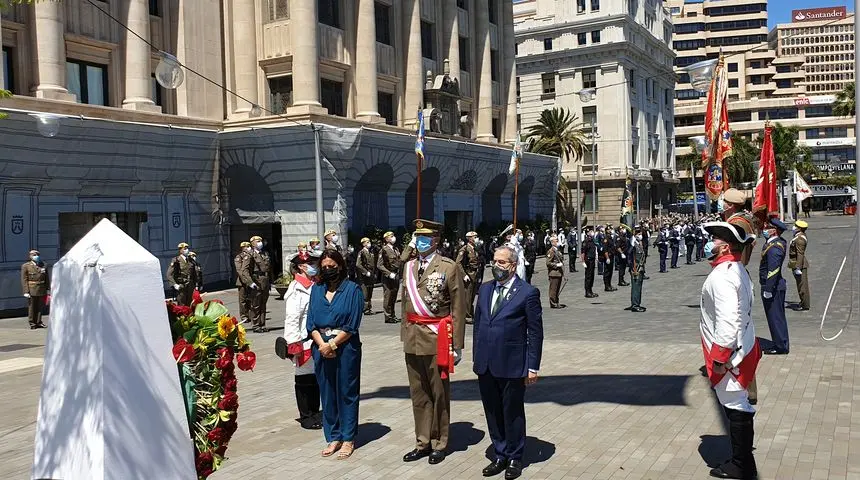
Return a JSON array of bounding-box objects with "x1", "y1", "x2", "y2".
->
[
  {"x1": 217, "y1": 315, "x2": 235, "y2": 339},
  {"x1": 237, "y1": 324, "x2": 247, "y2": 347}
]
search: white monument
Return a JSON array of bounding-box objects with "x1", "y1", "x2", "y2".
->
[{"x1": 32, "y1": 219, "x2": 196, "y2": 479}]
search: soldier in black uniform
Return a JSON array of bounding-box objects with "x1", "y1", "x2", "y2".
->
[
  {"x1": 346, "y1": 245, "x2": 358, "y2": 281},
  {"x1": 567, "y1": 228, "x2": 578, "y2": 273},
  {"x1": 581, "y1": 227, "x2": 598, "y2": 298},
  {"x1": 595, "y1": 226, "x2": 606, "y2": 276},
  {"x1": 683, "y1": 223, "x2": 697, "y2": 265},
  {"x1": 188, "y1": 251, "x2": 204, "y2": 291},
  {"x1": 523, "y1": 232, "x2": 537, "y2": 284},
  {"x1": 656, "y1": 225, "x2": 669, "y2": 273},
  {"x1": 602, "y1": 229, "x2": 617, "y2": 292},
  {"x1": 615, "y1": 228, "x2": 630, "y2": 287},
  {"x1": 669, "y1": 224, "x2": 681, "y2": 268}
]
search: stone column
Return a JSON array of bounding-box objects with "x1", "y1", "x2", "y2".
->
[
  {"x1": 502, "y1": 0, "x2": 517, "y2": 142},
  {"x1": 474, "y1": 0, "x2": 494, "y2": 142},
  {"x1": 355, "y1": 0, "x2": 380, "y2": 121},
  {"x1": 442, "y1": 0, "x2": 460, "y2": 77},
  {"x1": 231, "y1": 0, "x2": 259, "y2": 116},
  {"x1": 291, "y1": 0, "x2": 322, "y2": 107},
  {"x1": 29, "y1": 1, "x2": 75, "y2": 101},
  {"x1": 0, "y1": 20, "x2": 5, "y2": 91},
  {"x1": 122, "y1": 0, "x2": 160, "y2": 112},
  {"x1": 402, "y1": 0, "x2": 423, "y2": 128}
]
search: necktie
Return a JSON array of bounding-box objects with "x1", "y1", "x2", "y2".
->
[
  {"x1": 491, "y1": 285, "x2": 504, "y2": 316},
  {"x1": 418, "y1": 260, "x2": 427, "y2": 279}
]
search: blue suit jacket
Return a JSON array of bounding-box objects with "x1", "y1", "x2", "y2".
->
[
  {"x1": 759, "y1": 236, "x2": 787, "y2": 293},
  {"x1": 472, "y1": 277, "x2": 544, "y2": 378}
]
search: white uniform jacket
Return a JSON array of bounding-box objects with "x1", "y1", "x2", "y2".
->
[
  {"x1": 283, "y1": 276, "x2": 315, "y2": 375},
  {"x1": 505, "y1": 238, "x2": 527, "y2": 281}
]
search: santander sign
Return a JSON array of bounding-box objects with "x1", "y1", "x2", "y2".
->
[{"x1": 792, "y1": 6, "x2": 847, "y2": 22}]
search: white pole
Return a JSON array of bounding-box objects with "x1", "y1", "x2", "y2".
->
[{"x1": 314, "y1": 125, "x2": 325, "y2": 239}]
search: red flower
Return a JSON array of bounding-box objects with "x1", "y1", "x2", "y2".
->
[
  {"x1": 172, "y1": 339, "x2": 195, "y2": 363},
  {"x1": 221, "y1": 419, "x2": 238, "y2": 435},
  {"x1": 214, "y1": 445, "x2": 228, "y2": 457},
  {"x1": 236, "y1": 351, "x2": 257, "y2": 371},
  {"x1": 218, "y1": 391, "x2": 239, "y2": 411},
  {"x1": 195, "y1": 451, "x2": 214, "y2": 474},
  {"x1": 207, "y1": 427, "x2": 226, "y2": 444},
  {"x1": 168, "y1": 302, "x2": 192, "y2": 317},
  {"x1": 230, "y1": 316, "x2": 238, "y2": 325},
  {"x1": 211, "y1": 299, "x2": 224, "y2": 305},
  {"x1": 191, "y1": 289, "x2": 203, "y2": 306},
  {"x1": 215, "y1": 347, "x2": 234, "y2": 370},
  {"x1": 223, "y1": 377, "x2": 238, "y2": 392},
  {"x1": 221, "y1": 362, "x2": 235, "y2": 380}
]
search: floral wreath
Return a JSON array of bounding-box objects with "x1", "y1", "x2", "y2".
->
[{"x1": 166, "y1": 290, "x2": 256, "y2": 479}]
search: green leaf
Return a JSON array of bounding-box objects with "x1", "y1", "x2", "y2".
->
[
  {"x1": 204, "y1": 301, "x2": 229, "y2": 320},
  {"x1": 183, "y1": 327, "x2": 199, "y2": 343}
]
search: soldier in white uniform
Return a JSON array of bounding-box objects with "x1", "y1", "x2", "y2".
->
[{"x1": 501, "y1": 225, "x2": 527, "y2": 281}]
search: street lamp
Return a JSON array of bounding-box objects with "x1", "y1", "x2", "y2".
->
[
  {"x1": 29, "y1": 113, "x2": 62, "y2": 138},
  {"x1": 684, "y1": 58, "x2": 719, "y2": 93},
  {"x1": 155, "y1": 52, "x2": 184, "y2": 89},
  {"x1": 577, "y1": 88, "x2": 599, "y2": 223}
]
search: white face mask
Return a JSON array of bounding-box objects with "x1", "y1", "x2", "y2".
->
[
  {"x1": 388, "y1": 236, "x2": 397, "y2": 244},
  {"x1": 255, "y1": 241, "x2": 263, "y2": 250},
  {"x1": 331, "y1": 235, "x2": 339, "y2": 244},
  {"x1": 181, "y1": 248, "x2": 189, "y2": 256},
  {"x1": 244, "y1": 246, "x2": 252, "y2": 253},
  {"x1": 363, "y1": 243, "x2": 370, "y2": 249}
]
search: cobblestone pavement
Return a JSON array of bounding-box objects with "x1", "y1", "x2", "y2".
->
[{"x1": 1, "y1": 215, "x2": 858, "y2": 479}]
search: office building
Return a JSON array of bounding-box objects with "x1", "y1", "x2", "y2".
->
[{"x1": 514, "y1": 0, "x2": 678, "y2": 223}]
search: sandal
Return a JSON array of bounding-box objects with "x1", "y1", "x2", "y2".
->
[
  {"x1": 321, "y1": 441, "x2": 342, "y2": 457},
  {"x1": 337, "y1": 441, "x2": 355, "y2": 460}
]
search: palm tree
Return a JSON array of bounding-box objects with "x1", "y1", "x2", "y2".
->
[
  {"x1": 764, "y1": 123, "x2": 816, "y2": 179},
  {"x1": 524, "y1": 108, "x2": 588, "y2": 224},
  {"x1": 833, "y1": 83, "x2": 855, "y2": 117}
]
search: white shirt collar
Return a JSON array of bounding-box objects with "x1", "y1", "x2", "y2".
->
[
  {"x1": 419, "y1": 252, "x2": 436, "y2": 264},
  {"x1": 495, "y1": 274, "x2": 516, "y2": 291}
]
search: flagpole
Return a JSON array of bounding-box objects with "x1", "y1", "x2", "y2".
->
[
  {"x1": 416, "y1": 108, "x2": 422, "y2": 219},
  {"x1": 513, "y1": 159, "x2": 519, "y2": 232}
]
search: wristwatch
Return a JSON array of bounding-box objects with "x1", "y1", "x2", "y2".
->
[{"x1": 328, "y1": 339, "x2": 338, "y2": 351}]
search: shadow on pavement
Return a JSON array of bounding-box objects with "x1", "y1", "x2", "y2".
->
[
  {"x1": 698, "y1": 434, "x2": 731, "y2": 468},
  {"x1": 448, "y1": 421, "x2": 485, "y2": 453},
  {"x1": 482, "y1": 436, "x2": 556, "y2": 467},
  {"x1": 355, "y1": 421, "x2": 391, "y2": 449},
  {"x1": 362, "y1": 374, "x2": 691, "y2": 407}
]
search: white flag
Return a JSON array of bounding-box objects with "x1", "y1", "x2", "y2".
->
[
  {"x1": 794, "y1": 171, "x2": 813, "y2": 202},
  {"x1": 509, "y1": 133, "x2": 522, "y2": 175}
]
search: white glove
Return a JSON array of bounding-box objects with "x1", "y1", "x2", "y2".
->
[
  {"x1": 794, "y1": 269, "x2": 802, "y2": 276},
  {"x1": 24, "y1": 293, "x2": 30, "y2": 299},
  {"x1": 409, "y1": 236, "x2": 417, "y2": 248},
  {"x1": 453, "y1": 348, "x2": 463, "y2": 366},
  {"x1": 582, "y1": 263, "x2": 587, "y2": 268},
  {"x1": 173, "y1": 284, "x2": 181, "y2": 290},
  {"x1": 606, "y1": 259, "x2": 611, "y2": 265},
  {"x1": 524, "y1": 260, "x2": 530, "y2": 266},
  {"x1": 762, "y1": 291, "x2": 773, "y2": 299},
  {"x1": 389, "y1": 273, "x2": 396, "y2": 279},
  {"x1": 464, "y1": 276, "x2": 470, "y2": 283},
  {"x1": 621, "y1": 254, "x2": 626, "y2": 259},
  {"x1": 556, "y1": 263, "x2": 564, "y2": 268},
  {"x1": 250, "y1": 282, "x2": 258, "y2": 290},
  {"x1": 365, "y1": 272, "x2": 372, "y2": 277}
]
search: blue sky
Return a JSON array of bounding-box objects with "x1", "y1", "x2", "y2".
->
[{"x1": 768, "y1": 0, "x2": 854, "y2": 28}]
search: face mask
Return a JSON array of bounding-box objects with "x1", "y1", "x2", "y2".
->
[
  {"x1": 762, "y1": 230, "x2": 771, "y2": 239},
  {"x1": 415, "y1": 236, "x2": 433, "y2": 253},
  {"x1": 492, "y1": 264, "x2": 512, "y2": 282},
  {"x1": 388, "y1": 236, "x2": 397, "y2": 244},
  {"x1": 363, "y1": 243, "x2": 370, "y2": 249},
  {"x1": 305, "y1": 264, "x2": 319, "y2": 277},
  {"x1": 314, "y1": 245, "x2": 322, "y2": 252},
  {"x1": 331, "y1": 235, "x2": 339, "y2": 244},
  {"x1": 244, "y1": 247, "x2": 252, "y2": 253},
  {"x1": 717, "y1": 198, "x2": 725, "y2": 213},
  {"x1": 517, "y1": 234, "x2": 523, "y2": 242},
  {"x1": 636, "y1": 234, "x2": 643, "y2": 241},
  {"x1": 348, "y1": 246, "x2": 354, "y2": 254},
  {"x1": 32, "y1": 256, "x2": 40, "y2": 263},
  {"x1": 255, "y1": 242, "x2": 263, "y2": 250},
  {"x1": 443, "y1": 242, "x2": 450, "y2": 248},
  {"x1": 704, "y1": 241, "x2": 725, "y2": 260},
  {"x1": 320, "y1": 266, "x2": 339, "y2": 282},
  {"x1": 181, "y1": 249, "x2": 189, "y2": 256}
]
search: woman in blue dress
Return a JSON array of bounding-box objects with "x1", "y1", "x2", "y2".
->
[{"x1": 307, "y1": 248, "x2": 364, "y2": 459}]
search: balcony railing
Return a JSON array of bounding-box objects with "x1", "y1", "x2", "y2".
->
[
  {"x1": 319, "y1": 24, "x2": 347, "y2": 64},
  {"x1": 460, "y1": 71, "x2": 472, "y2": 98},
  {"x1": 262, "y1": 19, "x2": 291, "y2": 59},
  {"x1": 376, "y1": 43, "x2": 395, "y2": 76}
]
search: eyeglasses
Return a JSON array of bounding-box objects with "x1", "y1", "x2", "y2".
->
[{"x1": 493, "y1": 260, "x2": 513, "y2": 267}]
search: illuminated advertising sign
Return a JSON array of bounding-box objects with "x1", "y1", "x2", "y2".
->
[{"x1": 792, "y1": 6, "x2": 847, "y2": 22}]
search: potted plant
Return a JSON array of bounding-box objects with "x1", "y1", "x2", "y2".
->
[{"x1": 273, "y1": 273, "x2": 293, "y2": 300}]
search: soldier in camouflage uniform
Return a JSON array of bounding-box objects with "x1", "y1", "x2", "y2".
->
[
  {"x1": 234, "y1": 241, "x2": 254, "y2": 324},
  {"x1": 167, "y1": 242, "x2": 198, "y2": 306},
  {"x1": 249, "y1": 235, "x2": 273, "y2": 332},
  {"x1": 21, "y1": 249, "x2": 49, "y2": 329}
]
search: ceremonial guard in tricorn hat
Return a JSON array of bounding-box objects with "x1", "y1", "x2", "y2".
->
[{"x1": 399, "y1": 219, "x2": 466, "y2": 465}]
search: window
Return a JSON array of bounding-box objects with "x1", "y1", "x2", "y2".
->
[
  {"x1": 149, "y1": 0, "x2": 160, "y2": 16},
  {"x1": 805, "y1": 105, "x2": 833, "y2": 118},
  {"x1": 320, "y1": 78, "x2": 344, "y2": 116},
  {"x1": 728, "y1": 110, "x2": 752, "y2": 122},
  {"x1": 577, "y1": 0, "x2": 585, "y2": 13},
  {"x1": 590, "y1": 0, "x2": 599, "y2": 11},
  {"x1": 628, "y1": 69, "x2": 636, "y2": 90},
  {"x1": 541, "y1": 73, "x2": 556, "y2": 95},
  {"x1": 459, "y1": 38, "x2": 470, "y2": 72},
  {"x1": 490, "y1": 50, "x2": 498, "y2": 81},
  {"x1": 375, "y1": 2, "x2": 392, "y2": 45},
  {"x1": 378, "y1": 92, "x2": 395, "y2": 125},
  {"x1": 707, "y1": 19, "x2": 766, "y2": 32},
  {"x1": 66, "y1": 60, "x2": 108, "y2": 106},
  {"x1": 670, "y1": 6, "x2": 680, "y2": 14},
  {"x1": 151, "y1": 75, "x2": 162, "y2": 107},
  {"x1": 686, "y1": 12, "x2": 697, "y2": 17},
  {"x1": 543, "y1": 38, "x2": 553, "y2": 51},
  {"x1": 707, "y1": 35, "x2": 767, "y2": 48},
  {"x1": 421, "y1": 22, "x2": 435, "y2": 60},
  {"x1": 675, "y1": 89, "x2": 705, "y2": 100},
  {"x1": 675, "y1": 56, "x2": 707, "y2": 67},
  {"x1": 578, "y1": 32, "x2": 587, "y2": 45},
  {"x1": 514, "y1": 42, "x2": 518, "y2": 56},
  {"x1": 761, "y1": 108, "x2": 798, "y2": 120},
  {"x1": 582, "y1": 106, "x2": 597, "y2": 126},
  {"x1": 591, "y1": 30, "x2": 600, "y2": 43},
  {"x1": 728, "y1": 62, "x2": 738, "y2": 72},
  {"x1": 749, "y1": 61, "x2": 761, "y2": 69},
  {"x1": 2, "y1": 47, "x2": 12, "y2": 92},
  {"x1": 728, "y1": 79, "x2": 738, "y2": 88},
  {"x1": 488, "y1": 0, "x2": 497, "y2": 24},
  {"x1": 705, "y1": 3, "x2": 766, "y2": 17},
  {"x1": 674, "y1": 23, "x2": 704, "y2": 34},
  {"x1": 492, "y1": 117, "x2": 500, "y2": 140},
  {"x1": 675, "y1": 114, "x2": 705, "y2": 127},
  {"x1": 457, "y1": 0, "x2": 467, "y2": 8},
  {"x1": 582, "y1": 69, "x2": 596, "y2": 88},
  {"x1": 673, "y1": 39, "x2": 705, "y2": 50},
  {"x1": 318, "y1": 0, "x2": 341, "y2": 28},
  {"x1": 776, "y1": 79, "x2": 791, "y2": 89},
  {"x1": 664, "y1": 88, "x2": 671, "y2": 105},
  {"x1": 677, "y1": 72, "x2": 691, "y2": 84},
  {"x1": 807, "y1": 127, "x2": 848, "y2": 138},
  {"x1": 515, "y1": 76, "x2": 520, "y2": 99},
  {"x1": 268, "y1": 76, "x2": 293, "y2": 114}
]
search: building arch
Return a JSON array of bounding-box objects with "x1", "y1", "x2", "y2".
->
[
  {"x1": 512, "y1": 176, "x2": 536, "y2": 223},
  {"x1": 405, "y1": 167, "x2": 441, "y2": 221},
  {"x1": 352, "y1": 163, "x2": 394, "y2": 231},
  {"x1": 481, "y1": 173, "x2": 508, "y2": 226}
]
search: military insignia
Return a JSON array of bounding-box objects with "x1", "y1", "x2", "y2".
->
[
  {"x1": 416, "y1": 221, "x2": 424, "y2": 229},
  {"x1": 172, "y1": 212, "x2": 182, "y2": 228},
  {"x1": 10, "y1": 215, "x2": 24, "y2": 235}
]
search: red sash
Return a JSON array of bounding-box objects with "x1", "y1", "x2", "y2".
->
[
  {"x1": 287, "y1": 341, "x2": 312, "y2": 366},
  {"x1": 701, "y1": 338, "x2": 761, "y2": 389},
  {"x1": 406, "y1": 313, "x2": 455, "y2": 379}
]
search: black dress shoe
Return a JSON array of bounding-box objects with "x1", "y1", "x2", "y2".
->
[
  {"x1": 428, "y1": 450, "x2": 446, "y2": 464},
  {"x1": 384, "y1": 317, "x2": 401, "y2": 324},
  {"x1": 631, "y1": 306, "x2": 646, "y2": 313},
  {"x1": 624, "y1": 306, "x2": 633, "y2": 311},
  {"x1": 604, "y1": 287, "x2": 617, "y2": 292},
  {"x1": 505, "y1": 459, "x2": 523, "y2": 480},
  {"x1": 709, "y1": 460, "x2": 756, "y2": 479},
  {"x1": 402, "y1": 448, "x2": 431, "y2": 462},
  {"x1": 643, "y1": 276, "x2": 650, "y2": 280},
  {"x1": 482, "y1": 458, "x2": 507, "y2": 477},
  {"x1": 763, "y1": 348, "x2": 788, "y2": 355},
  {"x1": 585, "y1": 292, "x2": 599, "y2": 298},
  {"x1": 618, "y1": 281, "x2": 630, "y2": 286}
]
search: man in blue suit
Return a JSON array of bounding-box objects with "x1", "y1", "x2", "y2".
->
[
  {"x1": 760, "y1": 218, "x2": 789, "y2": 355},
  {"x1": 473, "y1": 245, "x2": 544, "y2": 479}
]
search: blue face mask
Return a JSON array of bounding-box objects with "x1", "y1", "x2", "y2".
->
[
  {"x1": 32, "y1": 256, "x2": 40, "y2": 263},
  {"x1": 762, "y1": 230, "x2": 771, "y2": 239},
  {"x1": 717, "y1": 198, "x2": 725, "y2": 213},
  {"x1": 415, "y1": 236, "x2": 433, "y2": 253},
  {"x1": 703, "y1": 241, "x2": 716, "y2": 260},
  {"x1": 305, "y1": 264, "x2": 319, "y2": 277}
]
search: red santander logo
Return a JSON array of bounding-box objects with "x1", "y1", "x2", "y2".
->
[{"x1": 792, "y1": 7, "x2": 847, "y2": 22}]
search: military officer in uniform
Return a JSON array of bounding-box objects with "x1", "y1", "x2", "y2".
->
[
  {"x1": 760, "y1": 219, "x2": 789, "y2": 354},
  {"x1": 626, "y1": 227, "x2": 647, "y2": 312},
  {"x1": 567, "y1": 228, "x2": 578, "y2": 273},
  {"x1": 581, "y1": 227, "x2": 598, "y2": 298},
  {"x1": 21, "y1": 249, "x2": 49, "y2": 329},
  {"x1": 234, "y1": 241, "x2": 254, "y2": 324},
  {"x1": 546, "y1": 235, "x2": 565, "y2": 308},
  {"x1": 684, "y1": 223, "x2": 697, "y2": 264},
  {"x1": 669, "y1": 223, "x2": 681, "y2": 268},
  {"x1": 188, "y1": 252, "x2": 204, "y2": 291},
  {"x1": 455, "y1": 231, "x2": 480, "y2": 321},
  {"x1": 615, "y1": 228, "x2": 630, "y2": 287},
  {"x1": 309, "y1": 237, "x2": 322, "y2": 253},
  {"x1": 249, "y1": 235, "x2": 273, "y2": 332},
  {"x1": 399, "y1": 219, "x2": 466, "y2": 466},
  {"x1": 356, "y1": 237, "x2": 377, "y2": 315},
  {"x1": 377, "y1": 231, "x2": 402, "y2": 324},
  {"x1": 656, "y1": 225, "x2": 669, "y2": 273},
  {"x1": 602, "y1": 230, "x2": 617, "y2": 292},
  {"x1": 167, "y1": 242, "x2": 198, "y2": 306},
  {"x1": 788, "y1": 220, "x2": 811, "y2": 311},
  {"x1": 523, "y1": 232, "x2": 537, "y2": 284}
]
